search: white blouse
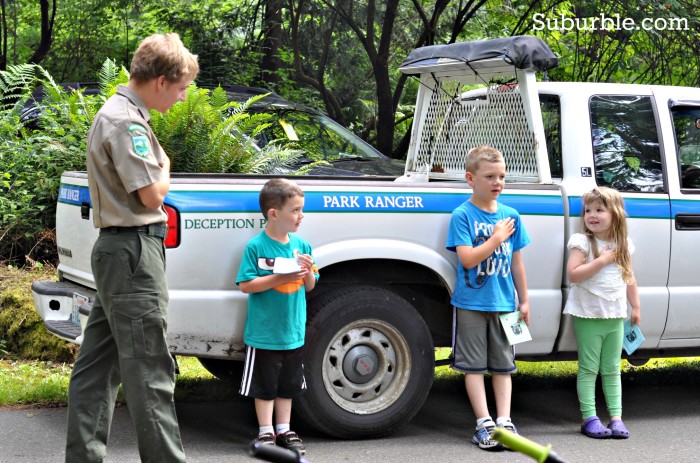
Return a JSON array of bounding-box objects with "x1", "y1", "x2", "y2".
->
[{"x1": 563, "y1": 233, "x2": 634, "y2": 319}]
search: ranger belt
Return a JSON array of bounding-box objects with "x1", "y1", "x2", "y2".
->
[{"x1": 100, "y1": 222, "x2": 167, "y2": 239}]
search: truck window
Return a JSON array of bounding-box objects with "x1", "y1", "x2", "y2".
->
[
  {"x1": 540, "y1": 94, "x2": 562, "y2": 178},
  {"x1": 671, "y1": 107, "x2": 700, "y2": 190},
  {"x1": 589, "y1": 95, "x2": 664, "y2": 192}
]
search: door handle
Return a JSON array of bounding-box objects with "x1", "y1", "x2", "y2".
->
[{"x1": 675, "y1": 214, "x2": 700, "y2": 230}]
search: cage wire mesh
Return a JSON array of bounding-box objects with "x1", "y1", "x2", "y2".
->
[{"x1": 410, "y1": 78, "x2": 540, "y2": 182}]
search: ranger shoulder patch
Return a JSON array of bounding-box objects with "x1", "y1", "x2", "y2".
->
[
  {"x1": 132, "y1": 135, "x2": 151, "y2": 158},
  {"x1": 126, "y1": 122, "x2": 151, "y2": 158}
]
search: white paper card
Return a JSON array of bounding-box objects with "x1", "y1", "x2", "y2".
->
[
  {"x1": 273, "y1": 257, "x2": 301, "y2": 274},
  {"x1": 498, "y1": 311, "x2": 532, "y2": 345}
]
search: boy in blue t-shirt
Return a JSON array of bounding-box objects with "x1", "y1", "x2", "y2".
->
[
  {"x1": 446, "y1": 145, "x2": 531, "y2": 451},
  {"x1": 236, "y1": 178, "x2": 319, "y2": 455}
]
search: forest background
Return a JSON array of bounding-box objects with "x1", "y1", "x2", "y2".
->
[
  {"x1": 5, "y1": 0, "x2": 699, "y2": 158},
  {"x1": 0, "y1": 0, "x2": 698, "y2": 266}
]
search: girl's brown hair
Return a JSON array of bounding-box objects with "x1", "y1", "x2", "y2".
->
[{"x1": 580, "y1": 187, "x2": 634, "y2": 284}]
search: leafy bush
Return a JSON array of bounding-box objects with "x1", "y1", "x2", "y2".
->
[
  {"x1": 0, "y1": 67, "x2": 97, "y2": 265},
  {"x1": 0, "y1": 60, "x2": 301, "y2": 266}
]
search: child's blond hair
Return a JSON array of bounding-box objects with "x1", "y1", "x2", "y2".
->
[
  {"x1": 465, "y1": 145, "x2": 505, "y2": 174},
  {"x1": 580, "y1": 187, "x2": 634, "y2": 284}
]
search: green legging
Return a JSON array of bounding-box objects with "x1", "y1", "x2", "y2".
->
[{"x1": 573, "y1": 316, "x2": 624, "y2": 420}]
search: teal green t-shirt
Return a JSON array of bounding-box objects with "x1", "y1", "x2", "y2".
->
[{"x1": 236, "y1": 231, "x2": 318, "y2": 350}]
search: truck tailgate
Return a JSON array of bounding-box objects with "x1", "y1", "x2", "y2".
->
[{"x1": 55, "y1": 173, "x2": 98, "y2": 288}]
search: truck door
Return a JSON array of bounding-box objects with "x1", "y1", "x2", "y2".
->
[
  {"x1": 662, "y1": 100, "x2": 700, "y2": 343},
  {"x1": 560, "y1": 92, "x2": 671, "y2": 351}
]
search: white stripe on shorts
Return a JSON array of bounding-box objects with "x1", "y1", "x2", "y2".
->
[{"x1": 240, "y1": 346, "x2": 256, "y2": 396}]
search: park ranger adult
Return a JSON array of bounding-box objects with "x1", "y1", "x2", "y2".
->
[{"x1": 65, "y1": 33, "x2": 198, "y2": 463}]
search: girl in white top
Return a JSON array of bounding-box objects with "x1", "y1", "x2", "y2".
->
[{"x1": 564, "y1": 187, "x2": 641, "y2": 440}]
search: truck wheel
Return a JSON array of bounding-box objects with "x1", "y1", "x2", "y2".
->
[
  {"x1": 297, "y1": 285, "x2": 434, "y2": 438},
  {"x1": 197, "y1": 357, "x2": 244, "y2": 384},
  {"x1": 626, "y1": 357, "x2": 650, "y2": 367}
]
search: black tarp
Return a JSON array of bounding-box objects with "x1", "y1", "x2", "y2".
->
[
  {"x1": 400, "y1": 36, "x2": 559, "y2": 74},
  {"x1": 669, "y1": 99, "x2": 700, "y2": 109}
]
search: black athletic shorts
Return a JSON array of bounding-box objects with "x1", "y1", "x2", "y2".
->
[{"x1": 239, "y1": 345, "x2": 307, "y2": 400}]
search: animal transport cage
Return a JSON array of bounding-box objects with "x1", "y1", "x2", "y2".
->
[{"x1": 398, "y1": 36, "x2": 559, "y2": 183}]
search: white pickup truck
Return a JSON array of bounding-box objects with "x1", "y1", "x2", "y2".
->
[{"x1": 32, "y1": 36, "x2": 700, "y2": 438}]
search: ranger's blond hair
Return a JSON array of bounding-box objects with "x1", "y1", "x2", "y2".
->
[{"x1": 130, "y1": 33, "x2": 199, "y2": 83}]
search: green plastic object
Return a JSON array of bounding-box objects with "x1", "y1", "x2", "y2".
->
[{"x1": 492, "y1": 427, "x2": 568, "y2": 463}]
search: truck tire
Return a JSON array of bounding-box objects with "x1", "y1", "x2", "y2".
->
[
  {"x1": 297, "y1": 285, "x2": 435, "y2": 438},
  {"x1": 197, "y1": 357, "x2": 244, "y2": 384},
  {"x1": 626, "y1": 357, "x2": 650, "y2": 367}
]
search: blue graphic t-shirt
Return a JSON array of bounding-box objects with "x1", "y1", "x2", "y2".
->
[{"x1": 446, "y1": 200, "x2": 531, "y2": 312}]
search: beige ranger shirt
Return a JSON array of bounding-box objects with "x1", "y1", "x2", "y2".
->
[{"x1": 86, "y1": 85, "x2": 168, "y2": 228}]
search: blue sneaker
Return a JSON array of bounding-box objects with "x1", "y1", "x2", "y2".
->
[{"x1": 471, "y1": 420, "x2": 503, "y2": 451}]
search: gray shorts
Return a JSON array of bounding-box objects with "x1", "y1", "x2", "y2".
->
[{"x1": 451, "y1": 307, "x2": 516, "y2": 374}]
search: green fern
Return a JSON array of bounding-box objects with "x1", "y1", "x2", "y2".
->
[
  {"x1": 150, "y1": 86, "x2": 301, "y2": 174},
  {"x1": 97, "y1": 59, "x2": 124, "y2": 96},
  {"x1": 0, "y1": 64, "x2": 38, "y2": 109},
  {"x1": 208, "y1": 86, "x2": 231, "y2": 109},
  {"x1": 242, "y1": 142, "x2": 304, "y2": 174}
]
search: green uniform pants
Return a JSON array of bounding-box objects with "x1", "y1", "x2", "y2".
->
[
  {"x1": 573, "y1": 316, "x2": 624, "y2": 420},
  {"x1": 65, "y1": 230, "x2": 186, "y2": 462}
]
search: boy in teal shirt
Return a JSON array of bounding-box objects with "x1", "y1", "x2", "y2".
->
[{"x1": 236, "y1": 178, "x2": 319, "y2": 455}]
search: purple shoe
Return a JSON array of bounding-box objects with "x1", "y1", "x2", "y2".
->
[
  {"x1": 581, "y1": 416, "x2": 612, "y2": 439},
  {"x1": 608, "y1": 419, "x2": 630, "y2": 439}
]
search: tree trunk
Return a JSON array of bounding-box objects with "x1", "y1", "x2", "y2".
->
[
  {"x1": 372, "y1": 0, "x2": 399, "y2": 156},
  {"x1": 374, "y1": 66, "x2": 395, "y2": 156},
  {"x1": 0, "y1": 0, "x2": 6, "y2": 70},
  {"x1": 28, "y1": 0, "x2": 55, "y2": 65},
  {"x1": 260, "y1": 0, "x2": 285, "y2": 87}
]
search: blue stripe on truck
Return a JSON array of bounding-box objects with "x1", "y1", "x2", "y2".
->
[
  {"x1": 60, "y1": 184, "x2": 565, "y2": 215},
  {"x1": 60, "y1": 183, "x2": 698, "y2": 218},
  {"x1": 58, "y1": 184, "x2": 91, "y2": 206},
  {"x1": 166, "y1": 190, "x2": 565, "y2": 215}
]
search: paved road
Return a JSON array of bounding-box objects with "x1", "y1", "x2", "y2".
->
[{"x1": 2, "y1": 372, "x2": 699, "y2": 462}]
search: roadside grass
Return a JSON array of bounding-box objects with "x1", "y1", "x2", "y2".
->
[
  {"x1": 0, "y1": 360, "x2": 72, "y2": 407},
  {"x1": 2, "y1": 352, "x2": 699, "y2": 408},
  {"x1": 0, "y1": 356, "x2": 239, "y2": 408},
  {"x1": 432, "y1": 348, "x2": 579, "y2": 392},
  {"x1": 433, "y1": 348, "x2": 700, "y2": 392}
]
